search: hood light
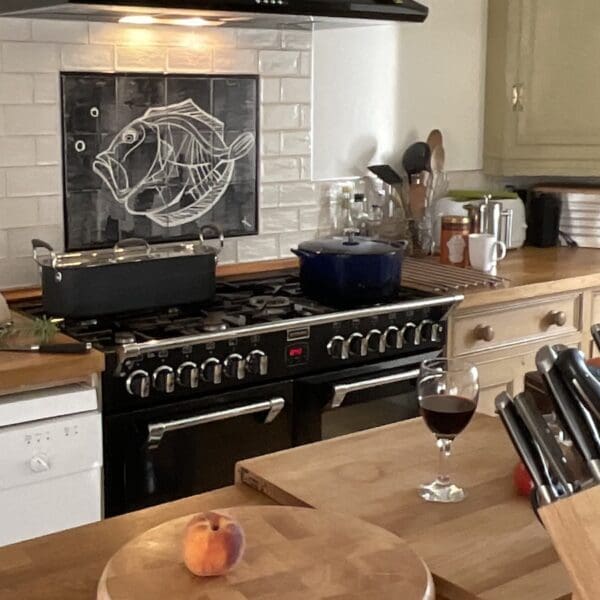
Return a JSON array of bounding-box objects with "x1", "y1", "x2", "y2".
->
[
  {"x1": 170, "y1": 17, "x2": 222, "y2": 27},
  {"x1": 119, "y1": 15, "x2": 156, "y2": 25}
]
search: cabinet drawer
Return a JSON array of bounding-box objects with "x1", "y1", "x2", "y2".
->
[{"x1": 451, "y1": 293, "x2": 582, "y2": 356}]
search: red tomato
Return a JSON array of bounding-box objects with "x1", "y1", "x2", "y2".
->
[{"x1": 513, "y1": 461, "x2": 534, "y2": 496}]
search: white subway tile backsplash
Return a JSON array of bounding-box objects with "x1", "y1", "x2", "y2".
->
[
  {"x1": 0, "y1": 137, "x2": 36, "y2": 167},
  {"x1": 35, "y1": 136, "x2": 60, "y2": 165},
  {"x1": 238, "y1": 235, "x2": 279, "y2": 262},
  {"x1": 0, "y1": 74, "x2": 34, "y2": 104},
  {"x1": 38, "y1": 195, "x2": 62, "y2": 225},
  {"x1": 213, "y1": 48, "x2": 257, "y2": 73},
  {"x1": 8, "y1": 224, "x2": 62, "y2": 257},
  {"x1": 115, "y1": 46, "x2": 167, "y2": 71},
  {"x1": 300, "y1": 156, "x2": 311, "y2": 180},
  {"x1": 259, "y1": 51, "x2": 299, "y2": 76},
  {"x1": 281, "y1": 31, "x2": 311, "y2": 51},
  {"x1": 261, "y1": 157, "x2": 300, "y2": 183},
  {"x1": 61, "y1": 44, "x2": 114, "y2": 70},
  {"x1": 2, "y1": 42, "x2": 59, "y2": 72},
  {"x1": 260, "y1": 207, "x2": 299, "y2": 233},
  {"x1": 0, "y1": 257, "x2": 40, "y2": 289},
  {"x1": 260, "y1": 78, "x2": 280, "y2": 103},
  {"x1": 195, "y1": 29, "x2": 237, "y2": 48},
  {"x1": 261, "y1": 132, "x2": 280, "y2": 156},
  {"x1": 280, "y1": 78, "x2": 311, "y2": 103},
  {"x1": 281, "y1": 131, "x2": 311, "y2": 155},
  {"x1": 34, "y1": 74, "x2": 59, "y2": 103},
  {"x1": 0, "y1": 230, "x2": 7, "y2": 259},
  {"x1": 279, "y1": 229, "x2": 317, "y2": 257},
  {"x1": 299, "y1": 103, "x2": 311, "y2": 129},
  {"x1": 279, "y1": 182, "x2": 317, "y2": 206},
  {"x1": 237, "y1": 30, "x2": 280, "y2": 49},
  {"x1": 6, "y1": 166, "x2": 60, "y2": 197},
  {"x1": 0, "y1": 170, "x2": 5, "y2": 197},
  {"x1": 298, "y1": 206, "x2": 323, "y2": 230},
  {"x1": 0, "y1": 19, "x2": 31, "y2": 42},
  {"x1": 32, "y1": 20, "x2": 89, "y2": 44},
  {"x1": 4, "y1": 105, "x2": 58, "y2": 135},
  {"x1": 300, "y1": 51, "x2": 311, "y2": 76},
  {"x1": 260, "y1": 184, "x2": 279, "y2": 208},
  {"x1": 167, "y1": 47, "x2": 212, "y2": 72},
  {"x1": 89, "y1": 23, "x2": 199, "y2": 47},
  {"x1": 0, "y1": 197, "x2": 39, "y2": 228},
  {"x1": 261, "y1": 104, "x2": 300, "y2": 130}
]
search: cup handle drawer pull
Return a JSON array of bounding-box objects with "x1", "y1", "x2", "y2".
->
[
  {"x1": 474, "y1": 325, "x2": 495, "y2": 342},
  {"x1": 549, "y1": 310, "x2": 567, "y2": 327}
]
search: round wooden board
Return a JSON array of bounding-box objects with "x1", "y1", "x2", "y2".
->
[{"x1": 98, "y1": 505, "x2": 434, "y2": 600}]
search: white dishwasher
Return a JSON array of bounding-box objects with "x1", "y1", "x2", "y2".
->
[{"x1": 0, "y1": 383, "x2": 102, "y2": 547}]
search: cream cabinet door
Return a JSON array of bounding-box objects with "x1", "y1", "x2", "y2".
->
[{"x1": 485, "y1": 0, "x2": 600, "y2": 175}]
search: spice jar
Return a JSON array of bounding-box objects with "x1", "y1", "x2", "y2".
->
[{"x1": 440, "y1": 216, "x2": 470, "y2": 267}]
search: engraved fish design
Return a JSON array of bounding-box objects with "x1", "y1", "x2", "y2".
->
[{"x1": 93, "y1": 99, "x2": 255, "y2": 227}]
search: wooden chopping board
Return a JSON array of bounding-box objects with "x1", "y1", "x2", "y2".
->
[{"x1": 97, "y1": 505, "x2": 434, "y2": 600}]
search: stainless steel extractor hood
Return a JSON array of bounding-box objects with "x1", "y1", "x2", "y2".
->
[{"x1": 0, "y1": 0, "x2": 428, "y2": 29}]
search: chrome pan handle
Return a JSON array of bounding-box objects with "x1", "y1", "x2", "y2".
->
[
  {"x1": 199, "y1": 224, "x2": 225, "y2": 256},
  {"x1": 147, "y1": 397, "x2": 285, "y2": 449},
  {"x1": 113, "y1": 238, "x2": 151, "y2": 258},
  {"x1": 328, "y1": 368, "x2": 420, "y2": 409},
  {"x1": 32, "y1": 238, "x2": 58, "y2": 268}
]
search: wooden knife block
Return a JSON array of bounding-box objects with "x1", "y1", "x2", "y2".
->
[{"x1": 538, "y1": 485, "x2": 600, "y2": 600}]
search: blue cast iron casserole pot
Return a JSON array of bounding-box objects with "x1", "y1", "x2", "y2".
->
[{"x1": 291, "y1": 232, "x2": 406, "y2": 307}]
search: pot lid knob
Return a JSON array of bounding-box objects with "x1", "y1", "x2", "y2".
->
[{"x1": 343, "y1": 228, "x2": 360, "y2": 246}]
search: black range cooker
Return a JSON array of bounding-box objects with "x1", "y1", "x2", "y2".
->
[{"x1": 17, "y1": 273, "x2": 462, "y2": 517}]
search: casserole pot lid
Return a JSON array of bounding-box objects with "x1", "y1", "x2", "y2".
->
[{"x1": 298, "y1": 231, "x2": 404, "y2": 255}]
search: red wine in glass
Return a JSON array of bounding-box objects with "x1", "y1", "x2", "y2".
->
[{"x1": 420, "y1": 394, "x2": 477, "y2": 438}]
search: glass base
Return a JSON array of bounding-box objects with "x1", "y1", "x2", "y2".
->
[{"x1": 419, "y1": 479, "x2": 467, "y2": 503}]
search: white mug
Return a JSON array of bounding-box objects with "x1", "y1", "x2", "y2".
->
[{"x1": 468, "y1": 233, "x2": 507, "y2": 272}]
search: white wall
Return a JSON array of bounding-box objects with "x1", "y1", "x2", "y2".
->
[{"x1": 312, "y1": 0, "x2": 488, "y2": 179}]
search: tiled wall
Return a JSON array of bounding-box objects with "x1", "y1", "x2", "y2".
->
[{"x1": 0, "y1": 18, "x2": 318, "y2": 289}]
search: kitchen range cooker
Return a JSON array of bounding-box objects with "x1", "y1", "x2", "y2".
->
[{"x1": 16, "y1": 272, "x2": 462, "y2": 517}]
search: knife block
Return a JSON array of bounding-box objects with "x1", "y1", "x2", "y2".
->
[{"x1": 538, "y1": 485, "x2": 600, "y2": 600}]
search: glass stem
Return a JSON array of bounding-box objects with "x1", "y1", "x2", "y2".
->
[{"x1": 436, "y1": 437, "x2": 453, "y2": 485}]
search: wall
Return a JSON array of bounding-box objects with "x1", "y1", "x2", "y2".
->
[
  {"x1": 0, "y1": 19, "x2": 316, "y2": 289},
  {"x1": 313, "y1": 0, "x2": 488, "y2": 179}
]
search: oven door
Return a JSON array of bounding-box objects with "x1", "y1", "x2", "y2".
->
[
  {"x1": 103, "y1": 381, "x2": 293, "y2": 517},
  {"x1": 294, "y1": 351, "x2": 440, "y2": 444}
]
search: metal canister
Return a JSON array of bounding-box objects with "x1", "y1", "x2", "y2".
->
[{"x1": 440, "y1": 216, "x2": 470, "y2": 267}]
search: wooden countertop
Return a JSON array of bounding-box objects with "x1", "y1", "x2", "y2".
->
[
  {"x1": 0, "y1": 485, "x2": 273, "y2": 600},
  {"x1": 237, "y1": 414, "x2": 572, "y2": 600},
  {"x1": 460, "y1": 247, "x2": 600, "y2": 309},
  {"x1": 0, "y1": 312, "x2": 105, "y2": 396}
]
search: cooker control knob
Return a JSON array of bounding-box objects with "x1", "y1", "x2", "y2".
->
[
  {"x1": 347, "y1": 332, "x2": 367, "y2": 357},
  {"x1": 177, "y1": 361, "x2": 199, "y2": 389},
  {"x1": 126, "y1": 369, "x2": 150, "y2": 398},
  {"x1": 327, "y1": 335, "x2": 348, "y2": 360},
  {"x1": 416, "y1": 319, "x2": 440, "y2": 344},
  {"x1": 224, "y1": 353, "x2": 246, "y2": 380},
  {"x1": 246, "y1": 350, "x2": 269, "y2": 375},
  {"x1": 153, "y1": 365, "x2": 175, "y2": 394},
  {"x1": 384, "y1": 326, "x2": 401, "y2": 349},
  {"x1": 30, "y1": 453, "x2": 50, "y2": 473},
  {"x1": 200, "y1": 357, "x2": 222, "y2": 384},
  {"x1": 366, "y1": 329, "x2": 385, "y2": 354},
  {"x1": 401, "y1": 322, "x2": 418, "y2": 346}
]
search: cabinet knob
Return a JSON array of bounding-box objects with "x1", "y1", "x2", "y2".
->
[
  {"x1": 474, "y1": 324, "x2": 495, "y2": 342},
  {"x1": 549, "y1": 310, "x2": 567, "y2": 327}
]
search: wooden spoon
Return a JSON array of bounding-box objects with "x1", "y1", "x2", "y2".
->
[{"x1": 426, "y1": 129, "x2": 443, "y2": 152}]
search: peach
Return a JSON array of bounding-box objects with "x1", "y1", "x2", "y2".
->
[{"x1": 182, "y1": 512, "x2": 246, "y2": 577}]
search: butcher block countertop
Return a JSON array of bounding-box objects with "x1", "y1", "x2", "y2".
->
[
  {"x1": 237, "y1": 414, "x2": 572, "y2": 600},
  {"x1": 0, "y1": 311, "x2": 105, "y2": 396},
  {"x1": 460, "y1": 246, "x2": 600, "y2": 309},
  {"x1": 0, "y1": 485, "x2": 273, "y2": 600}
]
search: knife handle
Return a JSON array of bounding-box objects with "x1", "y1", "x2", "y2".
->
[
  {"x1": 37, "y1": 343, "x2": 92, "y2": 354},
  {"x1": 555, "y1": 348, "x2": 600, "y2": 421}
]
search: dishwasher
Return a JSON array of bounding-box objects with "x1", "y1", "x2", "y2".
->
[{"x1": 0, "y1": 383, "x2": 102, "y2": 546}]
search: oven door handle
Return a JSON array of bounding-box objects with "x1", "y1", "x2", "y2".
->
[
  {"x1": 328, "y1": 368, "x2": 421, "y2": 409},
  {"x1": 147, "y1": 397, "x2": 285, "y2": 449}
]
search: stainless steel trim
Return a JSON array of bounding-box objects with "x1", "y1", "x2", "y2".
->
[
  {"x1": 176, "y1": 361, "x2": 199, "y2": 389},
  {"x1": 328, "y1": 368, "x2": 420, "y2": 409},
  {"x1": 115, "y1": 294, "x2": 462, "y2": 369},
  {"x1": 147, "y1": 397, "x2": 286, "y2": 449},
  {"x1": 126, "y1": 369, "x2": 150, "y2": 398}
]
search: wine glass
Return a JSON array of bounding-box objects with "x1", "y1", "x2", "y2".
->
[{"x1": 417, "y1": 358, "x2": 479, "y2": 503}]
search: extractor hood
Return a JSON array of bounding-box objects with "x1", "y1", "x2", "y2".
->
[{"x1": 0, "y1": 0, "x2": 428, "y2": 29}]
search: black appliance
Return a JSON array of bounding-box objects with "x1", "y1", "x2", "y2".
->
[
  {"x1": 0, "y1": 0, "x2": 428, "y2": 28},
  {"x1": 525, "y1": 187, "x2": 562, "y2": 247},
  {"x1": 16, "y1": 272, "x2": 461, "y2": 517}
]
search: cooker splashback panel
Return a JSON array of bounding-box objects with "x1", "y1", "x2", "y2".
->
[{"x1": 61, "y1": 72, "x2": 259, "y2": 251}]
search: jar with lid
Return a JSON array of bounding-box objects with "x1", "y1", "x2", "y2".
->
[{"x1": 440, "y1": 216, "x2": 470, "y2": 267}]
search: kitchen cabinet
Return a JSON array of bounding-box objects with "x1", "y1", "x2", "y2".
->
[{"x1": 484, "y1": 0, "x2": 600, "y2": 176}]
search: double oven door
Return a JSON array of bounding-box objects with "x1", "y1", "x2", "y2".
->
[
  {"x1": 103, "y1": 381, "x2": 294, "y2": 517},
  {"x1": 294, "y1": 350, "x2": 441, "y2": 445}
]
